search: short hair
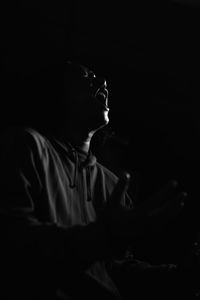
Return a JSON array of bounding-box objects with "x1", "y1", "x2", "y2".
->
[{"x1": 3, "y1": 60, "x2": 93, "y2": 132}]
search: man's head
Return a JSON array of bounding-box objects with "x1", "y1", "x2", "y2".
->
[
  {"x1": 19, "y1": 61, "x2": 109, "y2": 136},
  {"x1": 62, "y1": 61, "x2": 109, "y2": 132}
]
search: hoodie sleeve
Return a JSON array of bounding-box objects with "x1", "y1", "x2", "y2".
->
[{"x1": 0, "y1": 127, "x2": 112, "y2": 278}]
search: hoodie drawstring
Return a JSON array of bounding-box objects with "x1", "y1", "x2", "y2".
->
[
  {"x1": 69, "y1": 149, "x2": 78, "y2": 188},
  {"x1": 51, "y1": 138, "x2": 96, "y2": 200},
  {"x1": 86, "y1": 166, "x2": 92, "y2": 201}
]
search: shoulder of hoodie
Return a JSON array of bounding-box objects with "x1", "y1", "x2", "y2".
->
[
  {"x1": 0, "y1": 126, "x2": 118, "y2": 184},
  {"x1": 0, "y1": 126, "x2": 49, "y2": 159},
  {"x1": 95, "y1": 160, "x2": 119, "y2": 186}
]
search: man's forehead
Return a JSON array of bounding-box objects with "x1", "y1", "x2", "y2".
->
[{"x1": 65, "y1": 61, "x2": 96, "y2": 78}]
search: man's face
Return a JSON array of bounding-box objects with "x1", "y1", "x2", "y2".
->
[{"x1": 64, "y1": 63, "x2": 109, "y2": 130}]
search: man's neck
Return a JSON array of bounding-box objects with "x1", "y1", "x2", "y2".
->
[{"x1": 57, "y1": 127, "x2": 95, "y2": 153}]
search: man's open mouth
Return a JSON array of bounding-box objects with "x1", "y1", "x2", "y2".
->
[{"x1": 95, "y1": 89, "x2": 109, "y2": 111}]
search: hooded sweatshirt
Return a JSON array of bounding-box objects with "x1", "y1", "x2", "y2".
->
[{"x1": 0, "y1": 127, "x2": 132, "y2": 300}]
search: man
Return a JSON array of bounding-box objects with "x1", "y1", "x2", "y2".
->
[{"x1": 0, "y1": 61, "x2": 186, "y2": 299}]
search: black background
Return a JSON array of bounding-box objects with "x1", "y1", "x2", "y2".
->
[{"x1": 1, "y1": 0, "x2": 200, "y2": 263}]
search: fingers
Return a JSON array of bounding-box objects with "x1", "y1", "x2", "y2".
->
[
  {"x1": 127, "y1": 192, "x2": 186, "y2": 240},
  {"x1": 144, "y1": 192, "x2": 187, "y2": 235},
  {"x1": 176, "y1": 191, "x2": 186, "y2": 208},
  {"x1": 139, "y1": 180, "x2": 180, "y2": 214},
  {"x1": 109, "y1": 172, "x2": 131, "y2": 208},
  {"x1": 159, "y1": 190, "x2": 187, "y2": 219},
  {"x1": 125, "y1": 190, "x2": 187, "y2": 239},
  {"x1": 152, "y1": 180, "x2": 179, "y2": 205}
]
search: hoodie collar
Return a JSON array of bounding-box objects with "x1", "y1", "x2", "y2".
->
[
  {"x1": 51, "y1": 138, "x2": 97, "y2": 189},
  {"x1": 53, "y1": 139, "x2": 96, "y2": 166}
]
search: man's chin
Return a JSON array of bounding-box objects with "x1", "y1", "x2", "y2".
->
[
  {"x1": 103, "y1": 113, "x2": 109, "y2": 125},
  {"x1": 93, "y1": 115, "x2": 109, "y2": 131}
]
